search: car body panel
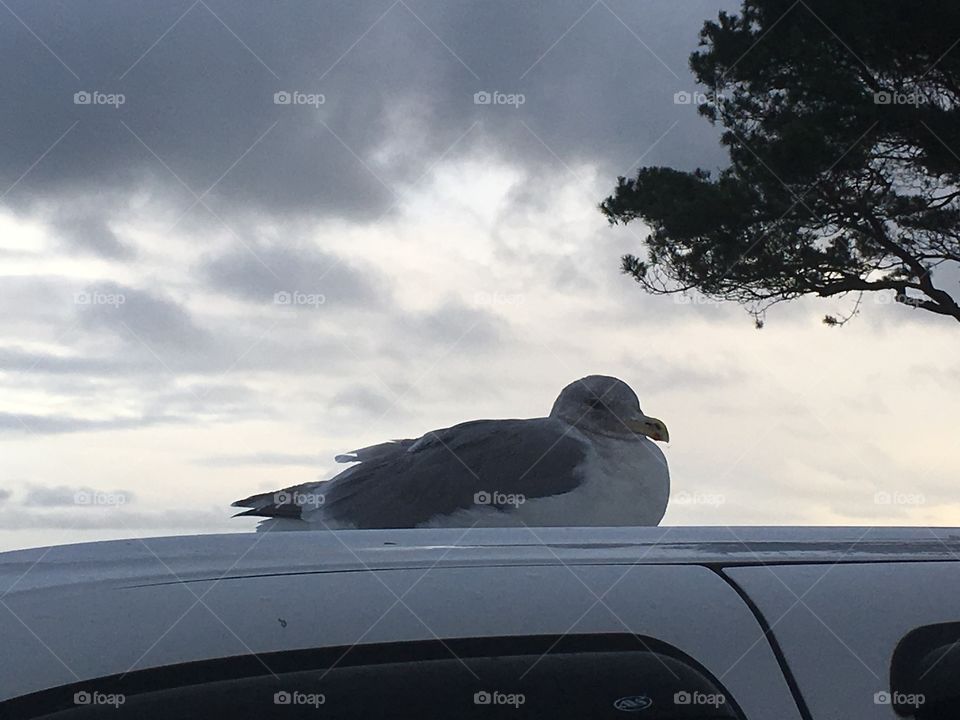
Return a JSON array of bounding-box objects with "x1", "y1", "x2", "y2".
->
[
  {"x1": 725, "y1": 560, "x2": 960, "y2": 720},
  {"x1": 0, "y1": 528, "x2": 809, "y2": 717},
  {"x1": 3, "y1": 526, "x2": 959, "y2": 716}
]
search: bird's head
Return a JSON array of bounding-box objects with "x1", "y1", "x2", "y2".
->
[{"x1": 549, "y1": 375, "x2": 669, "y2": 442}]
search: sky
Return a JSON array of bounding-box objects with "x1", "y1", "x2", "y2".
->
[{"x1": 1, "y1": 0, "x2": 958, "y2": 551}]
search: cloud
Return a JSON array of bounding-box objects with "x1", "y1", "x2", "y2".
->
[
  {"x1": 21, "y1": 484, "x2": 135, "y2": 507},
  {"x1": 0, "y1": 484, "x2": 235, "y2": 532},
  {"x1": 330, "y1": 384, "x2": 396, "y2": 416},
  {"x1": 203, "y1": 243, "x2": 387, "y2": 308},
  {"x1": 48, "y1": 204, "x2": 132, "y2": 258},
  {"x1": 148, "y1": 382, "x2": 263, "y2": 417},
  {"x1": 195, "y1": 452, "x2": 322, "y2": 468},
  {"x1": 0, "y1": 506, "x2": 233, "y2": 531},
  {"x1": 0, "y1": 0, "x2": 730, "y2": 227},
  {"x1": 0, "y1": 347, "x2": 156, "y2": 377},
  {"x1": 0, "y1": 275, "x2": 84, "y2": 330},
  {"x1": 401, "y1": 299, "x2": 505, "y2": 352},
  {"x1": 76, "y1": 281, "x2": 210, "y2": 351},
  {"x1": 623, "y1": 356, "x2": 747, "y2": 393},
  {"x1": 0, "y1": 411, "x2": 183, "y2": 435}
]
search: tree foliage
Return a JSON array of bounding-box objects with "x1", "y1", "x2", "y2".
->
[{"x1": 601, "y1": 0, "x2": 960, "y2": 325}]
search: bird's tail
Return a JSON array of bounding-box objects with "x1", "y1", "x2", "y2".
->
[{"x1": 231, "y1": 486, "x2": 306, "y2": 519}]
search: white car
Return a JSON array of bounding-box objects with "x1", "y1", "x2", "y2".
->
[{"x1": 0, "y1": 527, "x2": 958, "y2": 719}]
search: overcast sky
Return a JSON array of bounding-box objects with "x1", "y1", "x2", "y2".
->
[{"x1": 1, "y1": 0, "x2": 958, "y2": 551}]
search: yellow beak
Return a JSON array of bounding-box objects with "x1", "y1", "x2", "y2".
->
[{"x1": 625, "y1": 414, "x2": 670, "y2": 442}]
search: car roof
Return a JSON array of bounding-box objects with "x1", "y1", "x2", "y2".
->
[
  {"x1": 3, "y1": 526, "x2": 959, "y2": 593},
  {"x1": 3, "y1": 526, "x2": 958, "y2": 711}
]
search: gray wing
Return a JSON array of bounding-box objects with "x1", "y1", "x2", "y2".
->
[
  {"x1": 230, "y1": 437, "x2": 418, "y2": 519},
  {"x1": 232, "y1": 417, "x2": 589, "y2": 528}
]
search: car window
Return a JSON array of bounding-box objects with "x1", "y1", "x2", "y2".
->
[
  {"x1": 7, "y1": 636, "x2": 747, "y2": 719},
  {"x1": 891, "y1": 623, "x2": 960, "y2": 720}
]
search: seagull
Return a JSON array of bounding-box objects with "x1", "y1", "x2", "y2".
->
[{"x1": 232, "y1": 375, "x2": 670, "y2": 529}]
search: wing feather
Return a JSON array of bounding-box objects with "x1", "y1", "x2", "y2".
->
[{"x1": 231, "y1": 418, "x2": 589, "y2": 528}]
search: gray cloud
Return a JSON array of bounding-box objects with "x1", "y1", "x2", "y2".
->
[
  {"x1": 0, "y1": 411, "x2": 183, "y2": 435},
  {"x1": 76, "y1": 281, "x2": 210, "y2": 350},
  {"x1": 48, "y1": 203, "x2": 132, "y2": 258},
  {"x1": 330, "y1": 383, "x2": 396, "y2": 416},
  {"x1": 0, "y1": 506, "x2": 233, "y2": 531},
  {"x1": 148, "y1": 382, "x2": 262, "y2": 417},
  {"x1": 204, "y1": 243, "x2": 387, "y2": 308},
  {"x1": 0, "y1": 274, "x2": 361, "y2": 378},
  {"x1": 400, "y1": 298, "x2": 505, "y2": 352},
  {"x1": 1, "y1": 0, "x2": 730, "y2": 227},
  {"x1": 0, "y1": 485, "x2": 240, "y2": 533},
  {"x1": 0, "y1": 275, "x2": 84, "y2": 332},
  {"x1": 22, "y1": 484, "x2": 136, "y2": 507},
  {"x1": 622, "y1": 356, "x2": 747, "y2": 393},
  {"x1": 0, "y1": 347, "x2": 166, "y2": 377},
  {"x1": 195, "y1": 452, "x2": 322, "y2": 468}
]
